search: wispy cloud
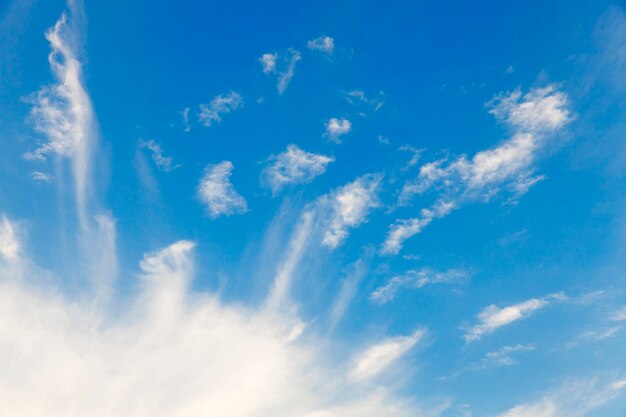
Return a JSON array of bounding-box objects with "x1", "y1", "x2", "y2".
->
[
  {"x1": 180, "y1": 107, "x2": 191, "y2": 132},
  {"x1": 381, "y1": 201, "x2": 455, "y2": 255},
  {"x1": 350, "y1": 328, "x2": 426, "y2": 381},
  {"x1": 324, "y1": 117, "x2": 352, "y2": 143},
  {"x1": 0, "y1": 240, "x2": 428, "y2": 416},
  {"x1": 370, "y1": 268, "x2": 470, "y2": 304},
  {"x1": 260, "y1": 49, "x2": 301, "y2": 94},
  {"x1": 611, "y1": 306, "x2": 626, "y2": 321},
  {"x1": 464, "y1": 293, "x2": 565, "y2": 342},
  {"x1": 30, "y1": 171, "x2": 53, "y2": 182},
  {"x1": 261, "y1": 144, "x2": 334, "y2": 194},
  {"x1": 307, "y1": 36, "x2": 334, "y2": 56},
  {"x1": 445, "y1": 344, "x2": 536, "y2": 379},
  {"x1": 139, "y1": 140, "x2": 178, "y2": 172},
  {"x1": 198, "y1": 92, "x2": 243, "y2": 127},
  {"x1": 495, "y1": 377, "x2": 626, "y2": 417},
  {"x1": 26, "y1": 10, "x2": 97, "y2": 224},
  {"x1": 197, "y1": 161, "x2": 248, "y2": 218},
  {"x1": 342, "y1": 90, "x2": 385, "y2": 113},
  {"x1": 382, "y1": 85, "x2": 570, "y2": 255},
  {"x1": 329, "y1": 250, "x2": 373, "y2": 328},
  {"x1": 320, "y1": 173, "x2": 382, "y2": 248},
  {"x1": 0, "y1": 215, "x2": 20, "y2": 262},
  {"x1": 566, "y1": 326, "x2": 622, "y2": 349}
]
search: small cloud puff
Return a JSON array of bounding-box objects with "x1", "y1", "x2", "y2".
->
[
  {"x1": 197, "y1": 161, "x2": 248, "y2": 218},
  {"x1": 261, "y1": 144, "x2": 334, "y2": 194},
  {"x1": 307, "y1": 36, "x2": 334, "y2": 56},
  {"x1": 324, "y1": 118, "x2": 352, "y2": 143},
  {"x1": 198, "y1": 92, "x2": 243, "y2": 127}
]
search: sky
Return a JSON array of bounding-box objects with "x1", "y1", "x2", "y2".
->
[{"x1": 1, "y1": 0, "x2": 626, "y2": 416}]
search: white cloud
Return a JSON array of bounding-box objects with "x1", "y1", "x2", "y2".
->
[
  {"x1": 261, "y1": 144, "x2": 334, "y2": 194},
  {"x1": 139, "y1": 140, "x2": 178, "y2": 172},
  {"x1": 321, "y1": 173, "x2": 382, "y2": 248},
  {"x1": 342, "y1": 90, "x2": 385, "y2": 113},
  {"x1": 611, "y1": 306, "x2": 626, "y2": 321},
  {"x1": 26, "y1": 11, "x2": 97, "y2": 225},
  {"x1": 180, "y1": 107, "x2": 190, "y2": 133},
  {"x1": 329, "y1": 251, "x2": 373, "y2": 328},
  {"x1": 385, "y1": 85, "x2": 570, "y2": 255},
  {"x1": 324, "y1": 117, "x2": 352, "y2": 143},
  {"x1": 566, "y1": 326, "x2": 622, "y2": 348},
  {"x1": 197, "y1": 161, "x2": 248, "y2": 218},
  {"x1": 260, "y1": 52, "x2": 278, "y2": 73},
  {"x1": 260, "y1": 49, "x2": 301, "y2": 94},
  {"x1": 370, "y1": 268, "x2": 469, "y2": 304},
  {"x1": 0, "y1": 215, "x2": 20, "y2": 262},
  {"x1": 496, "y1": 378, "x2": 626, "y2": 417},
  {"x1": 350, "y1": 328, "x2": 426, "y2": 381},
  {"x1": 198, "y1": 92, "x2": 243, "y2": 127},
  {"x1": 464, "y1": 293, "x2": 564, "y2": 342},
  {"x1": 30, "y1": 171, "x2": 53, "y2": 182},
  {"x1": 307, "y1": 36, "x2": 334, "y2": 56},
  {"x1": 0, "y1": 240, "x2": 428, "y2": 417},
  {"x1": 380, "y1": 200, "x2": 455, "y2": 255}
]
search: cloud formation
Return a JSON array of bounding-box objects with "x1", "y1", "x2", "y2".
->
[
  {"x1": 0, "y1": 216, "x2": 20, "y2": 262},
  {"x1": 139, "y1": 140, "x2": 178, "y2": 172},
  {"x1": 324, "y1": 117, "x2": 352, "y2": 143},
  {"x1": 260, "y1": 49, "x2": 301, "y2": 94},
  {"x1": 0, "y1": 239, "x2": 429, "y2": 417},
  {"x1": 382, "y1": 85, "x2": 570, "y2": 255},
  {"x1": 197, "y1": 161, "x2": 248, "y2": 218},
  {"x1": 496, "y1": 378, "x2": 626, "y2": 417},
  {"x1": 370, "y1": 268, "x2": 469, "y2": 304},
  {"x1": 350, "y1": 328, "x2": 426, "y2": 381},
  {"x1": 320, "y1": 174, "x2": 382, "y2": 248},
  {"x1": 198, "y1": 92, "x2": 243, "y2": 127},
  {"x1": 261, "y1": 144, "x2": 334, "y2": 194},
  {"x1": 307, "y1": 36, "x2": 334, "y2": 56},
  {"x1": 464, "y1": 293, "x2": 564, "y2": 342}
]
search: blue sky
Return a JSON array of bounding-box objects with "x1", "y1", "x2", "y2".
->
[{"x1": 1, "y1": 0, "x2": 626, "y2": 415}]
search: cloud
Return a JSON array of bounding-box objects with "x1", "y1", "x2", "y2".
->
[
  {"x1": 611, "y1": 306, "x2": 626, "y2": 321},
  {"x1": 25, "y1": 10, "x2": 97, "y2": 225},
  {"x1": 198, "y1": 92, "x2": 243, "y2": 127},
  {"x1": 380, "y1": 201, "x2": 455, "y2": 255},
  {"x1": 342, "y1": 90, "x2": 385, "y2": 113},
  {"x1": 180, "y1": 107, "x2": 190, "y2": 133},
  {"x1": 464, "y1": 293, "x2": 564, "y2": 342},
  {"x1": 261, "y1": 144, "x2": 334, "y2": 194},
  {"x1": 259, "y1": 52, "x2": 278, "y2": 73},
  {"x1": 30, "y1": 171, "x2": 53, "y2": 182},
  {"x1": 0, "y1": 215, "x2": 20, "y2": 262},
  {"x1": 0, "y1": 240, "x2": 429, "y2": 417},
  {"x1": 370, "y1": 267, "x2": 469, "y2": 304},
  {"x1": 324, "y1": 118, "x2": 352, "y2": 143},
  {"x1": 495, "y1": 378, "x2": 626, "y2": 417},
  {"x1": 329, "y1": 250, "x2": 373, "y2": 328},
  {"x1": 260, "y1": 49, "x2": 301, "y2": 94},
  {"x1": 320, "y1": 173, "x2": 382, "y2": 248},
  {"x1": 384, "y1": 85, "x2": 570, "y2": 255},
  {"x1": 197, "y1": 161, "x2": 249, "y2": 218},
  {"x1": 307, "y1": 36, "x2": 334, "y2": 56},
  {"x1": 350, "y1": 328, "x2": 426, "y2": 381},
  {"x1": 566, "y1": 326, "x2": 622, "y2": 349},
  {"x1": 139, "y1": 140, "x2": 178, "y2": 172}
]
